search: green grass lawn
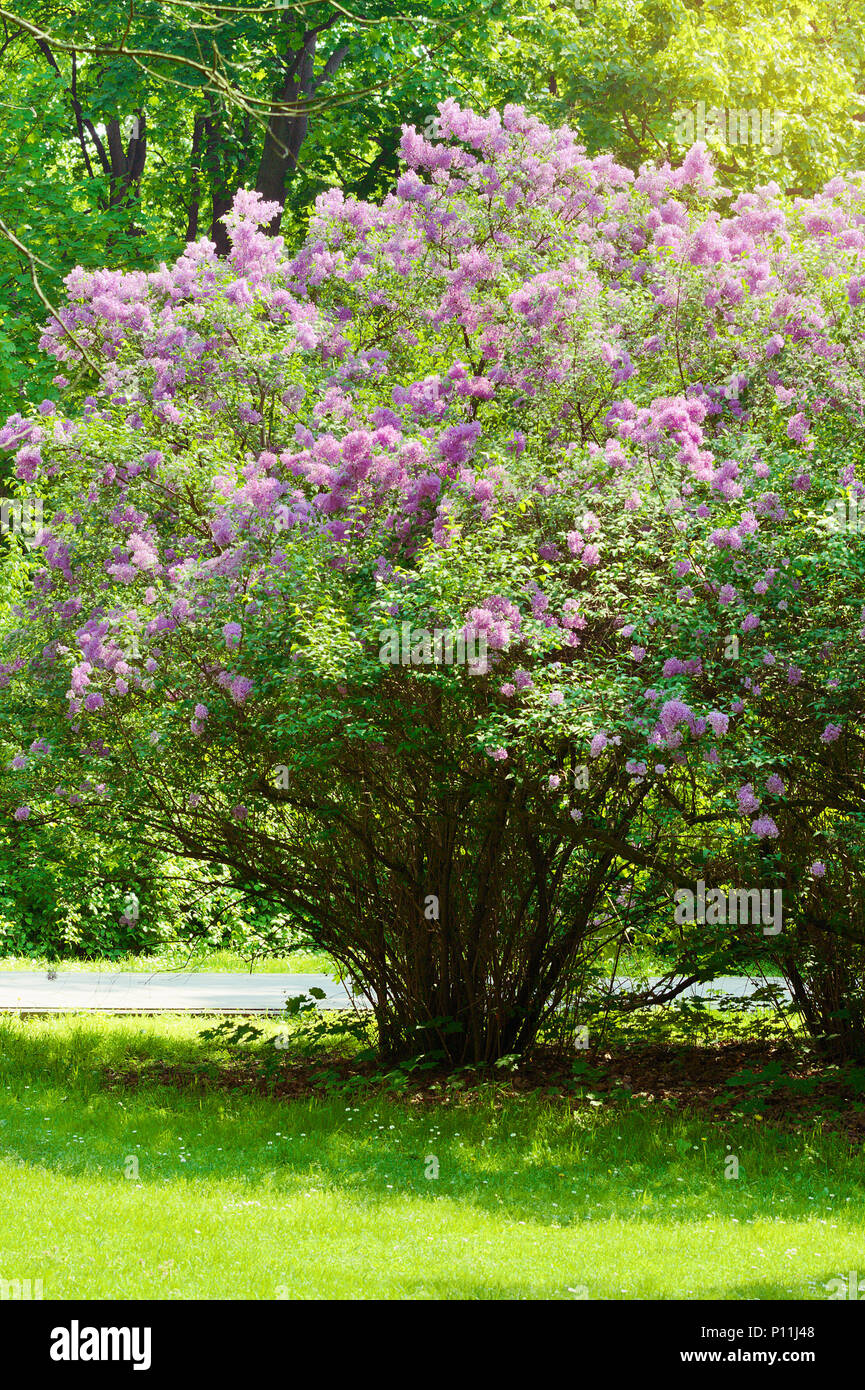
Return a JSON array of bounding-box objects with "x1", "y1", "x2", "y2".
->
[
  {"x1": 0, "y1": 947, "x2": 336, "y2": 974},
  {"x1": 0, "y1": 1014, "x2": 862, "y2": 1300},
  {"x1": 0, "y1": 942, "x2": 779, "y2": 982}
]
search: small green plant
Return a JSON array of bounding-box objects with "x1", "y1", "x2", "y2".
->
[{"x1": 198, "y1": 1019, "x2": 265, "y2": 1049}]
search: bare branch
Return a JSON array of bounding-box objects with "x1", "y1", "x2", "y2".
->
[{"x1": 0, "y1": 214, "x2": 104, "y2": 374}]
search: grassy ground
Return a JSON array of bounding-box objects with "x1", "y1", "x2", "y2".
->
[
  {"x1": 0, "y1": 947, "x2": 335, "y2": 974},
  {"x1": 0, "y1": 942, "x2": 779, "y2": 980},
  {"x1": 0, "y1": 1013, "x2": 862, "y2": 1300}
]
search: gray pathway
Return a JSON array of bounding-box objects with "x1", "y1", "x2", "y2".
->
[
  {"x1": 0, "y1": 971, "x2": 363, "y2": 1013},
  {"x1": 0, "y1": 970, "x2": 790, "y2": 1014}
]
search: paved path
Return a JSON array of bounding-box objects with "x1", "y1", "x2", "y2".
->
[
  {"x1": 613, "y1": 974, "x2": 790, "y2": 1000},
  {"x1": 0, "y1": 970, "x2": 790, "y2": 1014},
  {"x1": 0, "y1": 971, "x2": 363, "y2": 1013}
]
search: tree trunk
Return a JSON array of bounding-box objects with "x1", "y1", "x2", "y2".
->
[
  {"x1": 186, "y1": 115, "x2": 205, "y2": 243},
  {"x1": 105, "y1": 113, "x2": 147, "y2": 210},
  {"x1": 202, "y1": 108, "x2": 233, "y2": 257},
  {"x1": 254, "y1": 27, "x2": 349, "y2": 234}
]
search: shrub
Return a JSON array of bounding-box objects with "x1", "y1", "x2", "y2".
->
[{"x1": 2, "y1": 104, "x2": 865, "y2": 1056}]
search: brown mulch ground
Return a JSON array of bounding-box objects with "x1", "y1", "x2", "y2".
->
[{"x1": 100, "y1": 1039, "x2": 865, "y2": 1140}]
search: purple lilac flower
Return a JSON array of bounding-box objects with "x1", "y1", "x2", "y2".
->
[
  {"x1": 230, "y1": 676, "x2": 254, "y2": 705},
  {"x1": 786, "y1": 412, "x2": 809, "y2": 444},
  {"x1": 751, "y1": 815, "x2": 779, "y2": 839}
]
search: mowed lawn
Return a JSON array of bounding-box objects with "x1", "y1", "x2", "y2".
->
[
  {"x1": 0, "y1": 1015, "x2": 862, "y2": 1300},
  {"x1": 0, "y1": 948, "x2": 336, "y2": 974}
]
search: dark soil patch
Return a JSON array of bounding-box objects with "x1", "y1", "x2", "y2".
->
[{"x1": 100, "y1": 1039, "x2": 865, "y2": 1140}]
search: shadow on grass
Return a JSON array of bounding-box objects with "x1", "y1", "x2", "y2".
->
[{"x1": 1, "y1": 1015, "x2": 864, "y2": 1241}]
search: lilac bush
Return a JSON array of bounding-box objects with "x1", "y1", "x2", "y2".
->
[{"x1": 3, "y1": 101, "x2": 865, "y2": 1058}]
